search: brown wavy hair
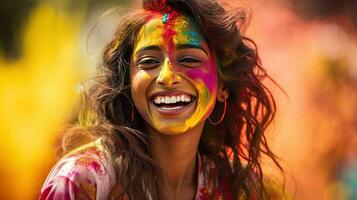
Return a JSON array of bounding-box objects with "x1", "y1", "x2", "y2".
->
[{"x1": 67, "y1": 0, "x2": 284, "y2": 199}]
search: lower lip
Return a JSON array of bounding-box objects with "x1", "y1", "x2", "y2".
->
[{"x1": 152, "y1": 100, "x2": 195, "y2": 116}]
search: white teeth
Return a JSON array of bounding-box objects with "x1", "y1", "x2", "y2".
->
[
  {"x1": 153, "y1": 94, "x2": 193, "y2": 104},
  {"x1": 181, "y1": 95, "x2": 185, "y2": 102},
  {"x1": 160, "y1": 105, "x2": 184, "y2": 110},
  {"x1": 154, "y1": 98, "x2": 159, "y2": 104}
]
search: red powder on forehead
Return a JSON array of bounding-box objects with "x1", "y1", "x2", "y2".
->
[
  {"x1": 143, "y1": 0, "x2": 181, "y2": 52},
  {"x1": 162, "y1": 10, "x2": 180, "y2": 51}
]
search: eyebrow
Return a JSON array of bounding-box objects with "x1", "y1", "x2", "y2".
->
[
  {"x1": 136, "y1": 44, "x2": 209, "y2": 55},
  {"x1": 136, "y1": 45, "x2": 161, "y2": 53},
  {"x1": 176, "y1": 44, "x2": 208, "y2": 55}
]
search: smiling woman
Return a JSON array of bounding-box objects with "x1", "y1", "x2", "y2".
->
[
  {"x1": 131, "y1": 14, "x2": 218, "y2": 134},
  {"x1": 39, "y1": 0, "x2": 285, "y2": 199}
]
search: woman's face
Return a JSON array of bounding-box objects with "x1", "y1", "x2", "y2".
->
[{"x1": 130, "y1": 12, "x2": 218, "y2": 135}]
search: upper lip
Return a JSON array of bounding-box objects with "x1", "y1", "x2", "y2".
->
[{"x1": 149, "y1": 90, "x2": 196, "y2": 101}]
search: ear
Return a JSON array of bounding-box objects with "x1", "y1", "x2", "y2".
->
[{"x1": 217, "y1": 83, "x2": 229, "y2": 102}]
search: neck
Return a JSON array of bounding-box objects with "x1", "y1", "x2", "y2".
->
[{"x1": 148, "y1": 123, "x2": 204, "y2": 191}]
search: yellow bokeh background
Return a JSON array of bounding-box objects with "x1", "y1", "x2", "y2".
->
[{"x1": 0, "y1": 3, "x2": 85, "y2": 199}]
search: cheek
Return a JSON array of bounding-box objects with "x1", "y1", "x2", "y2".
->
[
  {"x1": 131, "y1": 71, "x2": 152, "y2": 110},
  {"x1": 182, "y1": 60, "x2": 218, "y2": 94},
  {"x1": 181, "y1": 60, "x2": 218, "y2": 127},
  {"x1": 131, "y1": 70, "x2": 151, "y2": 91}
]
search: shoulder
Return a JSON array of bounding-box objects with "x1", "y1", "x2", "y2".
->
[
  {"x1": 40, "y1": 139, "x2": 116, "y2": 200},
  {"x1": 199, "y1": 153, "x2": 286, "y2": 199}
]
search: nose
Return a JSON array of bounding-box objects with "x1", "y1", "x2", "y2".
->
[{"x1": 156, "y1": 58, "x2": 182, "y2": 86}]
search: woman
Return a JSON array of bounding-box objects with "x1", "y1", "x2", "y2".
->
[{"x1": 40, "y1": 0, "x2": 284, "y2": 199}]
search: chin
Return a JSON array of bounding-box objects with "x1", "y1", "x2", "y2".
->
[
  {"x1": 154, "y1": 118, "x2": 207, "y2": 136},
  {"x1": 155, "y1": 124, "x2": 191, "y2": 136}
]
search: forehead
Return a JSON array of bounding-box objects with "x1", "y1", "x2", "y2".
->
[{"x1": 134, "y1": 13, "x2": 206, "y2": 49}]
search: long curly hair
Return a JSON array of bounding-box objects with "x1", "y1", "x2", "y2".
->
[{"x1": 66, "y1": 0, "x2": 284, "y2": 199}]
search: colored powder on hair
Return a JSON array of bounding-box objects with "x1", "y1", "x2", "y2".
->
[{"x1": 162, "y1": 13, "x2": 169, "y2": 23}]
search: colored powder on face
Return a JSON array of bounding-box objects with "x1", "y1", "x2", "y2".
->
[
  {"x1": 186, "y1": 68, "x2": 216, "y2": 93},
  {"x1": 157, "y1": 59, "x2": 180, "y2": 85},
  {"x1": 154, "y1": 80, "x2": 215, "y2": 133},
  {"x1": 186, "y1": 30, "x2": 203, "y2": 46},
  {"x1": 162, "y1": 10, "x2": 180, "y2": 52},
  {"x1": 178, "y1": 17, "x2": 216, "y2": 94},
  {"x1": 161, "y1": 15, "x2": 217, "y2": 133},
  {"x1": 184, "y1": 78, "x2": 216, "y2": 128},
  {"x1": 133, "y1": 13, "x2": 218, "y2": 134},
  {"x1": 184, "y1": 56, "x2": 218, "y2": 94},
  {"x1": 182, "y1": 16, "x2": 203, "y2": 46}
]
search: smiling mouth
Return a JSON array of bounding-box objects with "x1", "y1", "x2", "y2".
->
[{"x1": 150, "y1": 93, "x2": 196, "y2": 115}]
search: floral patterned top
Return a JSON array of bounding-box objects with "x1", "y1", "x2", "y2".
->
[{"x1": 39, "y1": 139, "x2": 282, "y2": 200}]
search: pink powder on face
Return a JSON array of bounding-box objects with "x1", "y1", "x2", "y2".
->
[
  {"x1": 160, "y1": 11, "x2": 218, "y2": 93},
  {"x1": 183, "y1": 58, "x2": 218, "y2": 93},
  {"x1": 141, "y1": 9, "x2": 218, "y2": 94},
  {"x1": 186, "y1": 69, "x2": 217, "y2": 92}
]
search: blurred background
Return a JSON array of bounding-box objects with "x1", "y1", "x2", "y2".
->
[{"x1": 0, "y1": 0, "x2": 356, "y2": 199}]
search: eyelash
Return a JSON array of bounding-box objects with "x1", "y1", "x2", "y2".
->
[
  {"x1": 179, "y1": 57, "x2": 202, "y2": 63},
  {"x1": 137, "y1": 57, "x2": 160, "y2": 68},
  {"x1": 137, "y1": 56, "x2": 203, "y2": 69}
]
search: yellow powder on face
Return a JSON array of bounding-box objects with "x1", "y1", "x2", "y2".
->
[
  {"x1": 150, "y1": 80, "x2": 215, "y2": 133},
  {"x1": 132, "y1": 14, "x2": 217, "y2": 134}
]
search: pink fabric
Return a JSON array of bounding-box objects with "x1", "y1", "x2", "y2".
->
[{"x1": 39, "y1": 140, "x2": 232, "y2": 200}]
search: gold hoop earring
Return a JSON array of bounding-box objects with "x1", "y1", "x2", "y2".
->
[{"x1": 208, "y1": 99, "x2": 227, "y2": 125}]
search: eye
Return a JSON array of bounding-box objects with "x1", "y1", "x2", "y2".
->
[
  {"x1": 137, "y1": 57, "x2": 160, "y2": 69},
  {"x1": 178, "y1": 56, "x2": 202, "y2": 67}
]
